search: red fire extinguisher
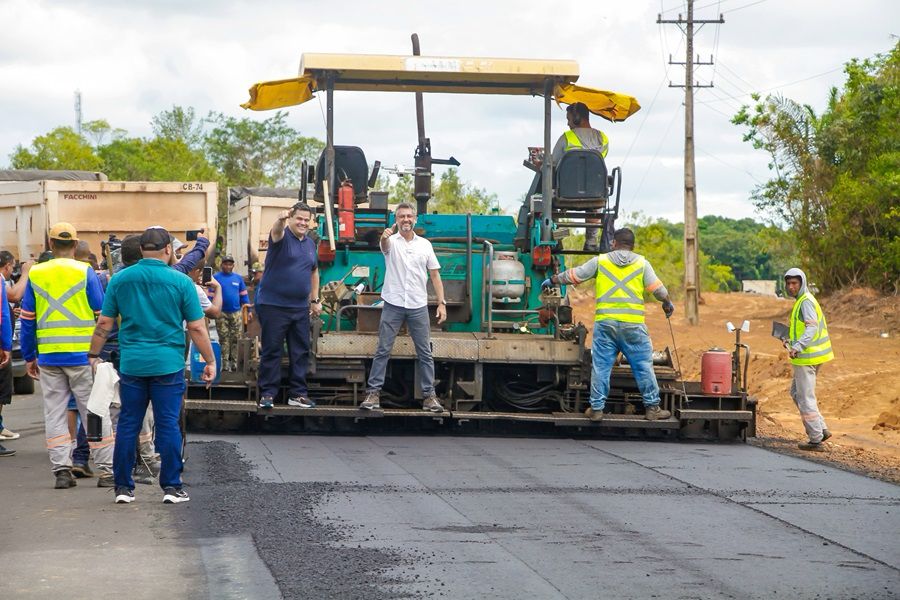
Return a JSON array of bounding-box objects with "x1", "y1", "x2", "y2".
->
[{"x1": 337, "y1": 180, "x2": 355, "y2": 243}]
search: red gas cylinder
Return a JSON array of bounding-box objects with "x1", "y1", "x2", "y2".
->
[
  {"x1": 337, "y1": 180, "x2": 355, "y2": 242},
  {"x1": 701, "y1": 348, "x2": 732, "y2": 395}
]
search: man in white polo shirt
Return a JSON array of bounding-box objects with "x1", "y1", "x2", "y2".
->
[{"x1": 361, "y1": 202, "x2": 447, "y2": 412}]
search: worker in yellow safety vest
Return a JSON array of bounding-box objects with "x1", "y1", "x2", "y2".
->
[
  {"x1": 543, "y1": 228, "x2": 675, "y2": 422},
  {"x1": 551, "y1": 102, "x2": 610, "y2": 252},
  {"x1": 19, "y1": 222, "x2": 115, "y2": 489},
  {"x1": 784, "y1": 268, "x2": 834, "y2": 452}
]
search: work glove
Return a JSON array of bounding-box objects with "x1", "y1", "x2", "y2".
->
[
  {"x1": 662, "y1": 299, "x2": 675, "y2": 319},
  {"x1": 540, "y1": 278, "x2": 553, "y2": 290}
]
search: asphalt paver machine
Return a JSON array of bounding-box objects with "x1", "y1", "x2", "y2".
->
[{"x1": 185, "y1": 39, "x2": 756, "y2": 440}]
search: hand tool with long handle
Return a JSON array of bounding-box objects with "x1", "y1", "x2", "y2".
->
[{"x1": 667, "y1": 316, "x2": 691, "y2": 405}]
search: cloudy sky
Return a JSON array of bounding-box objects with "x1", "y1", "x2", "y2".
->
[{"x1": 1, "y1": 0, "x2": 896, "y2": 222}]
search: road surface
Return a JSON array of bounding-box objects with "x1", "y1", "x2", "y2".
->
[{"x1": 1, "y1": 392, "x2": 898, "y2": 599}]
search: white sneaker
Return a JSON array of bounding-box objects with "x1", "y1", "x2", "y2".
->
[
  {"x1": 115, "y1": 487, "x2": 135, "y2": 504},
  {"x1": 163, "y1": 487, "x2": 190, "y2": 504},
  {"x1": 0, "y1": 428, "x2": 20, "y2": 440}
]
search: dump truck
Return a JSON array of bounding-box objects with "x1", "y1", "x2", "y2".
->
[{"x1": 0, "y1": 177, "x2": 218, "y2": 262}]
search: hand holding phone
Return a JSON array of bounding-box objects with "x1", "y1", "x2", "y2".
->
[
  {"x1": 201, "y1": 266, "x2": 212, "y2": 284},
  {"x1": 186, "y1": 229, "x2": 201, "y2": 241}
]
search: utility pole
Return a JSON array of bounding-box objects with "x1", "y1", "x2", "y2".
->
[
  {"x1": 74, "y1": 90, "x2": 83, "y2": 136},
  {"x1": 658, "y1": 0, "x2": 723, "y2": 325}
]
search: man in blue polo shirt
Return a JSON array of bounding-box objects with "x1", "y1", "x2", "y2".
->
[
  {"x1": 255, "y1": 202, "x2": 321, "y2": 409},
  {"x1": 213, "y1": 255, "x2": 249, "y2": 372},
  {"x1": 89, "y1": 226, "x2": 216, "y2": 505}
]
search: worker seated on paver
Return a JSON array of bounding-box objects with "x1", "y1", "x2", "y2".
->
[
  {"x1": 542, "y1": 227, "x2": 674, "y2": 422},
  {"x1": 551, "y1": 102, "x2": 609, "y2": 253}
]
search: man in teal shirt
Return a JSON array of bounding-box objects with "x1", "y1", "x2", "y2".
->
[{"x1": 89, "y1": 226, "x2": 215, "y2": 505}]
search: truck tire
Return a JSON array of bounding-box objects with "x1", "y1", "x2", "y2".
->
[{"x1": 13, "y1": 376, "x2": 35, "y2": 395}]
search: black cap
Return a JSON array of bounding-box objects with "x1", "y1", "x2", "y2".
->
[
  {"x1": 140, "y1": 226, "x2": 171, "y2": 251},
  {"x1": 221, "y1": 255, "x2": 235, "y2": 263}
]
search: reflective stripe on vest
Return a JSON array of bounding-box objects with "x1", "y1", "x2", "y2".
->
[
  {"x1": 789, "y1": 292, "x2": 834, "y2": 366},
  {"x1": 564, "y1": 129, "x2": 609, "y2": 158},
  {"x1": 594, "y1": 256, "x2": 645, "y2": 323},
  {"x1": 29, "y1": 258, "x2": 95, "y2": 354}
]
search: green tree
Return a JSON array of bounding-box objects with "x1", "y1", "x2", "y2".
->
[
  {"x1": 385, "y1": 168, "x2": 497, "y2": 215},
  {"x1": 431, "y1": 168, "x2": 497, "y2": 214},
  {"x1": 10, "y1": 127, "x2": 103, "y2": 171},
  {"x1": 734, "y1": 42, "x2": 900, "y2": 293},
  {"x1": 99, "y1": 137, "x2": 218, "y2": 182},
  {"x1": 387, "y1": 174, "x2": 414, "y2": 206},
  {"x1": 152, "y1": 106, "x2": 206, "y2": 149},
  {"x1": 204, "y1": 110, "x2": 323, "y2": 188},
  {"x1": 561, "y1": 213, "x2": 737, "y2": 296},
  {"x1": 82, "y1": 119, "x2": 127, "y2": 148}
]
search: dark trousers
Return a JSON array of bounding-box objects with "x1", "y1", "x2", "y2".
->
[
  {"x1": 256, "y1": 304, "x2": 310, "y2": 398},
  {"x1": 73, "y1": 417, "x2": 90, "y2": 465}
]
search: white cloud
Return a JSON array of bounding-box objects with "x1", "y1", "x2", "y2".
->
[{"x1": 1, "y1": 0, "x2": 897, "y2": 225}]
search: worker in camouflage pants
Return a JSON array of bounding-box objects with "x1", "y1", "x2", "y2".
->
[{"x1": 213, "y1": 256, "x2": 250, "y2": 371}]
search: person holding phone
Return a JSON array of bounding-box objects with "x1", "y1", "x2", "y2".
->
[
  {"x1": 255, "y1": 202, "x2": 320, "y2": 409},
  {"x1": 360, "y1": 202, "x2": 447, "y2": 413},
  {"x1": 550, "y1": 102, "x2": 610, "y2": 253}
]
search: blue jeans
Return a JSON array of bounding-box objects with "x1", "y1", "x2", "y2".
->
[
  {"x1": 115, "y1": 371, "x2": 185, "y2": 490},
  {"x1": 590, "y1": 320, "x2": 660, "y2": 411},
  {"x1": 256, "y1": 304, "x2": 310, "y2": 398},
  {"x1": 367, "y1": 302, "x2": 434, "y2": 396}
]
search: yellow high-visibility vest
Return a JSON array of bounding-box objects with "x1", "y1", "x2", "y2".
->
[
  {"x1": 789, "y1": 292, "x2": 834, "y2": 366},
  {"x1": 594, "y1": 256, "x2": 645, "y2": 323},
  {"x1": 29, "y1": 258, "x2": 96, "y2": 355},
  {"x1": 564, "y1": 129, "x2": 609, "y2": 158}
]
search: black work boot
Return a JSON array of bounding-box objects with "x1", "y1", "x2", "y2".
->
[{"x1": 54, "y1": 469, "x2": 77, "y2": 489}]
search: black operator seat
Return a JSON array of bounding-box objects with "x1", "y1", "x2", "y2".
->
[
  {"x1": 314, "y1": 146, "x2": 369, "y2": 203},
  {"x1": 555, "y1": 149, "x2": 609, "y2": 207}
]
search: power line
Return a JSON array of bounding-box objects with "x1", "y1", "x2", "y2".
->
[
  {"x1": 628, "y1": 104, "x2": 681, "y2": 207},
  {"x1": 697, "y1": 96, "x2": 737, "y2": 119},
  {"x1": 660, "y1": 0, "x2": 738, "y2": 15},
  {"x1": 721, "y1": 0, "x2": 768, "y2": 14},
  {"x1": 696, "y1": 65, "x2": 846, "y2": 105},
  {"x1": 697, "y1": 147, "x2": 764, "y2": 184},
  {"x1": 622, "y1": 71, "x2": 671, "y2": 166},
  {"x1": 718, "y1": 60, "x2": 758, "y2": 90},
  {"x1": 658, "y1": 0, "x2": 723, "y2": 324},
  {"x1": 703, "y1": 88, "x2": 744, "y2": 113},
  {"x1": 710, "y1": 0, "x2": 723, "y2": 81}
]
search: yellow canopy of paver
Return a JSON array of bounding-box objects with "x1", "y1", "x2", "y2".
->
[{"x1": 242, "y1": 53, "x2": 640, "y2": 122}]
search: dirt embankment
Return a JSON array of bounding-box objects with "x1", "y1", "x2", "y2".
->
[{"x1": 569, "y1": 287, "x2": 900, "y2": 483}]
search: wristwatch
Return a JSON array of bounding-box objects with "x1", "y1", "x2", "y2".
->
[
  {"x1": 312, "y1": 298, "x2": 320, "y2": 304},
  {"x1": 87, "y1": 353, "x2": 100, "y2": 359},
  {"x1": 440, "y1": 300, "x2": 447, "y2": 305}
]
